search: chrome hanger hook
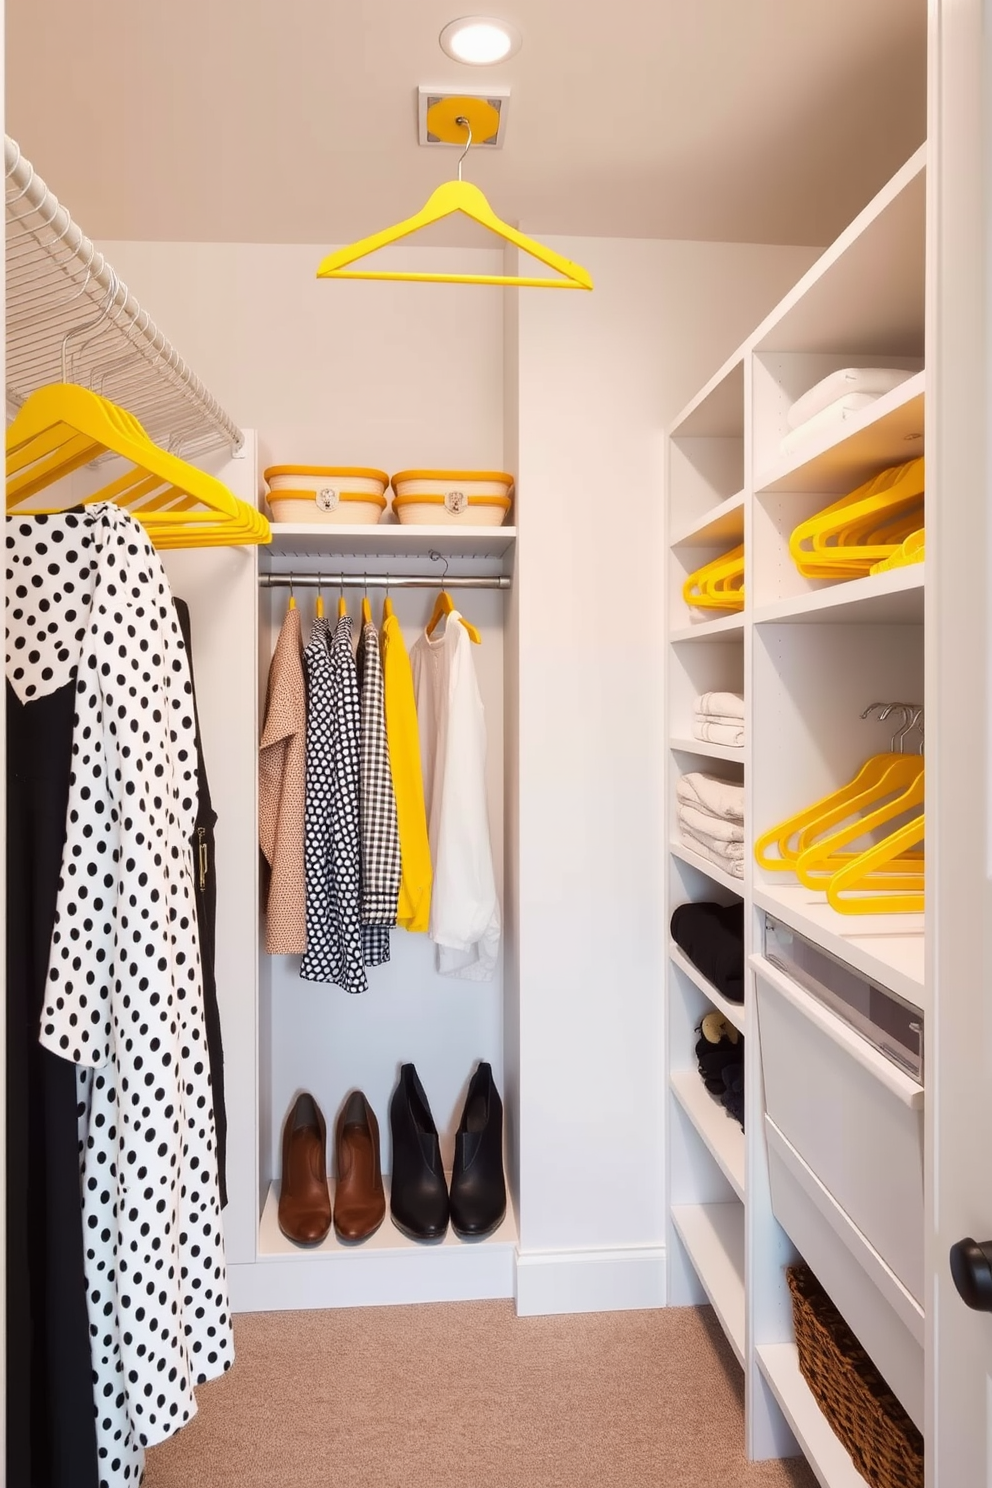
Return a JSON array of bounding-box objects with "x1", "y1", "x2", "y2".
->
[
  {"x1": 456, "y1": 117, "x2": 473, "y2": 183},
  {"x1": 429, "y1": 548, "x2": 450, "y2": 585}
]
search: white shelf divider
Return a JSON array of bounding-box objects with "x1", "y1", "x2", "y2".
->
[
  {"x1": 756, "y1": 1344, "x2": 867, "y2": 1488},
  {"x1": 671, "y1": 1202, "x2": 746, "y2": 1367},
  {"x1": 670, "y1": 1071, "x2": 746, "y2": 1200},
  {"x1": 669, "y1": 942, "x2": 746, "y2": 1033}
]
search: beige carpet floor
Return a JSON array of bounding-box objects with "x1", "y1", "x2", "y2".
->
[{"x1": 144, "y1": 1301, "x2": 817, "y2": 1488}]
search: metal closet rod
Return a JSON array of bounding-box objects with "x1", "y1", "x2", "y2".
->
[{"x1": 259, "y1": 572, "x2": 511, "y2": 591}]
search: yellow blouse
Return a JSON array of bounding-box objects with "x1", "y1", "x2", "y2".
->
[{"x1": 381, "y1": 612, "x2": 433, "y2": 932}]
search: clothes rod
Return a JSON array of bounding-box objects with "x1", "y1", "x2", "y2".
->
[{"x1": 259, "y1": 572, "x2": 511, "y2": 591}]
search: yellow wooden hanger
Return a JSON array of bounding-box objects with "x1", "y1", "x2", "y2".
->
[
  {"x1": 317, "y1": 104, "x2": 593, "y2": 292},
  {"x1": 6, "y1": 382, "x2": 270, "y2": 549},
  {"x1": 425, "y1": 552, "x2": 481, "y2": 644}
]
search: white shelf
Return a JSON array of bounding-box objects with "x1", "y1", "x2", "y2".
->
[
  {"x1": 258, "y1": 1177, "x2": 518, "y2": 1259},
  {"x1": 670, "y1": 736, "x2": 746, "y2": 763},
  {"x1": 671, "y1": 839, "x2": 745, "y2": 896},
  {"x1": 755, "y1": 373, "x2": 925, "y2": 496},
  {"x1": 753, "y1": 880, "x2": 924, "y2": 1010},
  {"x1": 671, "y1": 490, "x2": 746, "y2": 549},
  {"x1": 753, "y1": 565, "x2": 924, "y2": 626},
  {"x1": 756, "y1": 1344, "x2": 867, "y2": 1488},
  {"x1": 670, "y1": 355, "x2": 745, "y2": 439},
  {"x1": 671, "y1": 1202, "x2": 746, "y2": 1367},
  {"x1": 263, "y1": 523, "x2": 517, "y2": 561},
  {"x1": 670, "y1": 614, "x2": 745, "y2": 644},
  {"x1": 669, "y1": 942, "x2": 746, "y2": 1034},
  {"x1": 670, "y1": 1070, "x2": 746, "y2": 1200}
]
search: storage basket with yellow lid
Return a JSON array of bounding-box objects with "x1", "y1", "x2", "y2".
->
[
  {"x1": 390, "y1": 470, "x2": 513, "y2": 526},
  {"x1": 264, "y1": 466, "x2": 389, "y2": 525}
]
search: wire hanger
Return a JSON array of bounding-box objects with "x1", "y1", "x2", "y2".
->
[
  {"x1": 316, "y1": 108, "x2": 593, "y2": 292},
  {"x1": 426, "y1": 550, "x2": 482, "y2": 644}
]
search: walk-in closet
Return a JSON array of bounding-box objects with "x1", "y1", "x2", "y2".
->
[{"x1": 5, "y1": 2, "x2": 992, "y2": 1485}]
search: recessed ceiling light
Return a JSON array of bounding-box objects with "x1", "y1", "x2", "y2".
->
[{"x1": 439, "y1": 16, "x2": 522, "y2": 65}]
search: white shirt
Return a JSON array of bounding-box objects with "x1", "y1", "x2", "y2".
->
[{"x1": 411, "y1": 613, "x2": 500, "y2": 980}]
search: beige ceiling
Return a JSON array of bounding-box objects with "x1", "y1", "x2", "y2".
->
[{"x1": 6, "y1": 0, "x2": 926, "y2": 247}]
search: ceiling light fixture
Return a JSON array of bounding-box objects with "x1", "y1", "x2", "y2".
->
[{"x1": 439, "y1": 16, "x2": 522, "y2": 65}]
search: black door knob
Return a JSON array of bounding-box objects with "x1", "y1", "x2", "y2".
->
[{"x1": 950, "y1": 1238, "x2": 992, "y2": 1311}]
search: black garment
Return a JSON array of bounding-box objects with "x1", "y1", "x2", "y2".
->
[
  {"x1": 175, "y1": 598, "x2": 228, "y2": 1208},
  {"x1": 6, "y1": 679, "x2": 100, "y2": 1488},
  {"x1": 671, "y1": 900, "x2": 745, "y2": 1002}
]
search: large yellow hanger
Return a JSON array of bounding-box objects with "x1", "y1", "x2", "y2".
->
[
  {"x1": 6, "y1": 382, "x2": 270, "y2": 550},
  {"x1": 316, "y1": 101, "x2": 593, "y2": 292}
]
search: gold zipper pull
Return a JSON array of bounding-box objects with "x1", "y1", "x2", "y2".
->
[{"x1": 197, "y1": 826, "x2": 208, "y2": 891}]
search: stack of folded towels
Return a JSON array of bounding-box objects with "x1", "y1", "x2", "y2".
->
[
  {"x1": 677, "y1": 771, "x2": 745, "y2": 879},
  {"x1": 693, "y1": 691, "x2": 744, "y2": 747}
]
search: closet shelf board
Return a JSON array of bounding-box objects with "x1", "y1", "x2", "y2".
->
[
  {"x1": 669, "y1": 356, "x2": 745, "y2": 439},
  {"x1": 670, "y1": 490, "x2": 746, "y2": 548},
  {"x1": 263, "y1": 524, "x2": 518, "y2": 560},
  {"x1": 752, "y1": 147, "x2": 925, "y2": 357},
  {"x1": 670, "y1": 1070, "x2": 746, "y2": 1200},
  {"x1": 669, "y1": 942, "x2": 746, "y2": 1034},
  {"x1": 671, "y1": 1203, "x2": 746, "y2": 1368},
  {"x1": 753, "y1": 882, "x2": 924, "y2": 1010},
  {"x1": 753, "y1": 565, "x2": 924, "y2": 626},
  {"x1": 670, "y1": 841, "x2": 745, "y2": 897},
  {"x1": 756, "y1": 1344, "x2": 867, "y2": 1488},
  {"x1": 670, "y1": 736, "x2": 747, "y2": 764},
  {"x1": 670, "y1": 614, "x2": 746, "y2": 644},
  {"x1": 258, "y1": 1179, "x2": 518, "y2": 1260},
  {"x1": 755, "y1": 375, "x2": 925, "y2": 496}
]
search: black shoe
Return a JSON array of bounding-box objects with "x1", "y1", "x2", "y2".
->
[
  {"x1": 389, "y1": 1064, "x2": 449, "y2": 1242},
  {"x1": 449, "y1": 1062, "x2": 506, "y2": 1240}
]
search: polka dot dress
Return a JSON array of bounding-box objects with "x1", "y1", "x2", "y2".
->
[{"x1": 6, "y1": 505, "x2": 234, "y2": 1488}]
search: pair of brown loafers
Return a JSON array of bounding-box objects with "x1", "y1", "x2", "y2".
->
[{"x1": 277, "y1": 1090, "x2": 385, "y2": 1246}]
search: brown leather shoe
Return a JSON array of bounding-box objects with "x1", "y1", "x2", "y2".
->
[
  {"x1": 278, "y1": 1093, "x2": 332, "y2": 1246},
  {"x1": 334, "y1": 1090, "x2": 386, "y2": 1243}
]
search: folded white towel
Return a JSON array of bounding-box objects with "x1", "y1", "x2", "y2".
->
[
  {"x1": 696, "y1": 691, "x2": 744, "y2": 721},
  {"x1": 693, "y1": 718, "x2": 745, "y2": 747},
  {"x1": 677, "y1": 772, "x2": 745, "y2": 822},
  {"x1": 780, "y1": 395, "x2": 878, "y2": 460},
  {"x1": 679, "y1": 822, "x2": 745, "y2": 860},
  {"x1": 679, "y1": 804, "x2": 744, "y2": 844},
  {"x1": 678, "y1": 826, "x2": 744, "y2": 878}
]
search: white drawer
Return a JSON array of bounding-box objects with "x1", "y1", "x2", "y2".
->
[
  {"x1": 753, "y1": 953, "x2": 924, "y2": 1302},
  {"x1": 766, "y1": 1114, "x2": 924, "y2": 1431}
]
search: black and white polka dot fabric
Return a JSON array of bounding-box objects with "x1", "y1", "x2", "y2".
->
[
  {"x1": 300, "y1": 613, "x2": 368, "y2": 992},
  {"x1": 6, "y1": 505, "x2": 233, "y2": 1488}
]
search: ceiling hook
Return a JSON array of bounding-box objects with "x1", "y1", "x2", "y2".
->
[{"x1": 456, "y1": 116, "x2": 473, "y2": 183}]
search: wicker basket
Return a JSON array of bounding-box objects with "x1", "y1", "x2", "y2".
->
[{"x1": 787, "y1": 1267, "x2": 923, "y2": 1488}]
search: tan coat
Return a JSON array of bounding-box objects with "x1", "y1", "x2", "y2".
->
[{"x1": 259, "y1": 606, "x2": 307, "y2": 954}]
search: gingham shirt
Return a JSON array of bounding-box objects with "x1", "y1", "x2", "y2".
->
[{"x1": 356, "y1": 618, "x2": 399, "y2": 964}]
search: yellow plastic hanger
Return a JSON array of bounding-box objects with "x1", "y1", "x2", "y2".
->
[
  {"x1": 426, "y1": 588, "x2": 482, "y2": 645},
  {"x1": 683, "y1": 545, "x2": 745, "y2": 611},
  {"x1": 337, "y1": 575, "x2": 347, "y2": 619},
  {"x1": 317, "y1": 109, "x2": 593, "y2": 292},
  {"x1": 315, "y1": 576, "x2": 325, "y2": 620},
  {"x1": 6, "y1": 383, "x2": 270, "y2": 549},
  {"x1": 793, "y1": 767, "x2": 925, "y2": 889},
  {"x1": 361, "y1": 575, "x2": 373, "y2": 627},
  {"x1": 825, "y1": 813, "x2": 925, "y2": 914}
]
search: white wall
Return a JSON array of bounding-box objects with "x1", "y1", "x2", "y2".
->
[{"x1": 510, "y1": 235, "x2": 817, "y2": 1311}]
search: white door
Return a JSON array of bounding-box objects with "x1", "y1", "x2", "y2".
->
[{"x1": 929, "y1": 0, "x2": 992, "y2": 1481}]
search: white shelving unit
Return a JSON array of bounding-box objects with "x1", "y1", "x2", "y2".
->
[{"x1": 664, "y1": 143, "x2": 927, "y2": 1482}]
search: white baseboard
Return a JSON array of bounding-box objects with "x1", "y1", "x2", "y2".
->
[
  {"x1": 515, "y1": 1244, "x2": 667, "y2": 1316},
  {"x1": 229, "y1": 1242, "x2": 516, "y2": 1312}
]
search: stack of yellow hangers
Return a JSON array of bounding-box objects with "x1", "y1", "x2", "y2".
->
[
  {"x1": 6, "y1": 383, "x2": 270, "y2": 550},
  {"x1": 789, "y1": 457, "x2": 924, "y2": 581},
  {"x1": 754, "y1": 703, "x2": 924, "y2": 914},
  {"x1": 683, "y1": 544, "x2": 745, "y2": 612}
]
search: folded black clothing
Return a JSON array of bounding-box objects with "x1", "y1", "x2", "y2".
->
[
  {"x1": 720, "y1": 1062, "x2": 745, "y2": 1131},
  {"x1": 695, "y1": 1030, "x2": 742, "y2": 1096},
  {"x1": 671, "y1": 900, "x2": 745, "y2": 1002}
]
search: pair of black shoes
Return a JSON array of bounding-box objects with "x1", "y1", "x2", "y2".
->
[
  {"x1": 695, "y1": 1021, "x2": 745, "y2": 1133},
  {"x1": 389, "y1": 1061, "x2": 506, "y2": 1242}
]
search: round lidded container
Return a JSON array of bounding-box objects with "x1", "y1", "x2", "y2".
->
[
  {"x1": 390, "y1": 470, "x2": 514, "y2": 526},
  {"x1": 264, "y1": 466, "x2": 389, "y2": 524}
]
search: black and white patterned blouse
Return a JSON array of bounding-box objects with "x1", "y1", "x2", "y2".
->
[
  {"x1": 357, "y1": 618, "x2": 399, "y2": 965},
  {"x1": 300, "y1": 614, "x2": 368, "y2": 992},
  {"x1": 6, "y1": 505, "x2": 233, "y2": 1488}
]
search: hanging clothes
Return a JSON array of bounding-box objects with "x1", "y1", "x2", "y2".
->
[
  {"x1": 411, "y1": 611, "x2": 501, "y2": 980},
  {"x1": 300, "y1": 614, "x2": 368, "y2": 992},
  {"x1": 8, "y1": 505, "x2": 234, "y2": 1488},
  {"x1": 175, "y1": 597, "x2": 228, "y2": 1208},
  {"x1": 259, "y1": 604, "x2": 307, "y2": 955},
  {"x1": 381, "y1": 609, "x2": 432, "y2": 933},
  {"x1": 356, "y1": 616, "x2": 400, "y2": 965},
  {"x1": 6, "y1": 670, "x2": 99, "y2": 1488}
]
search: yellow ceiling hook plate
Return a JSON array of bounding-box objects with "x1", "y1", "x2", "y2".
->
[{"x1": 425, "y1": 96, "x2": 501, "y2": 146}]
